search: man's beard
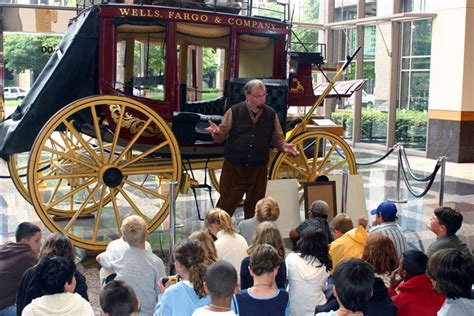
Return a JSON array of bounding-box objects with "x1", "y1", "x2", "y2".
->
[{"x1": 256, "y1": 105, "x2": 264, "y2": 109}]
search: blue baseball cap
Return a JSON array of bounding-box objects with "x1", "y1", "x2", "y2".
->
[{"x1": 370, "y1": 201, "x2": 398, "y2": 220}]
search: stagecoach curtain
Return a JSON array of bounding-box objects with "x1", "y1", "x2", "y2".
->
[{"x1": 0, "y1": 7, "x2": 101, "y2": 160}]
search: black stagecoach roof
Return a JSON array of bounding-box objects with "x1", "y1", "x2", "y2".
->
[{"x1": 0, "y1": 7, "x2": 100, "y2": 160}]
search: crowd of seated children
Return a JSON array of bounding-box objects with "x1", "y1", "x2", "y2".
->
[
  {"x1": 100, "y1": 280, "x2": 140, "y2": 316},
  {"x1": 16, "y1": 232, "x2": 89, "y2": 315},
  {"x1": 188, "y1": 230, "x2": 218, "y2": 266},
  {"x1": 192, "y1": 260, "x2": 238, "y2": 316},
  {"x1": 238, "y1": 197, "x2": 280, "y2": 244},
  {"x1": 0, "y1": 222, "x2": 41, "y2": 316},
  {"x1": 286, "y1": 227, "x2": 331, "y2": 315},
  {"x1": 426, "y1": 206, "x2": 471, "y2": 258},
  {"x1": 205, "y1": 208, "x2": 248, "y2": 275},
  {"x1": 427, "y1": 248, "x2": 474, "y2": 316},
  {"x1": 289, "y1": 200, "x2": 333, "y2": 248},
  {"x1": 154, "y1": 239, "x2": 210, "y2": 315},
  {"x1": 97, "y1": 215, "x2": 165, "y2": 316},
  {"x1": 361, "y1": 233, "x2": 399, "y2": 288},
  {"x1": 240, "y1": 221, "x2": 287, "y2": 290},
  {"x1": 389, "y1": 249, "x2": 445, "y2": 316},
  {"x1": 234, "y1": 244, "x2": 290, "y2": 316},
  {"x1": 22, "y1": 256, "x2": 93, "y2": 316},
  {"x1": 316, "y1": 258, "x2": 375, "y2": 316}
]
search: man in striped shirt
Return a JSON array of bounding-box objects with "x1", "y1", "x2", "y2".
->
[{"x1": 369, "y1": 201, "x2": 407, "y2": 257}]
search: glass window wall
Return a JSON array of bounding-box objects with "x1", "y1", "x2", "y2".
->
[{"x1": 397, "y1": 19, "x2": 432, "y2": 150}]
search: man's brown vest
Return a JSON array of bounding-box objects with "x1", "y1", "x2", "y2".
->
[{"x1": 224, "y1": 102, "x2": 275, "y2": 166}]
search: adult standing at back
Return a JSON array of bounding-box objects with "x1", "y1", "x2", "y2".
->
[
  {"x1": 0, "y1": 222, "x2": 42, "y2": 316},
  {"x1": 369, "y1": 201, "x2": 407, "y2": 257},
  {"x1": 206, "y1": 79, "x2": 298, "y2": 219}
]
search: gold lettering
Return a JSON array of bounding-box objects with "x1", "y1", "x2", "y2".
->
[
  {"x1": 191, "y1": 14, "x2": 199, "y2": 21},
  {"x1": 252, "y1": 21, "x2": 258, "y2": 28},
  {"x1": 154, "y1": 10, "x2": 160, "y2": 18},
  {"x1": 200, "y1": 15, "x2": 208, "y2": 22},
  {"x1": 132, "y1": 9, "x2": 138, "y2": 16},
  {"x1": 214, "y1": 17, "x2": 221, "y2": 23},
  {"x1": 243, "y1": 20, "x2": 251, "y2": 27},
  {"x1": 183, "y1": 13, "x2": 190, "y2": 20},
  {"x1": 258, "y1": 22, "x2": 264, "y2": 28},
  {"x1": 168, "y1": 11, "x2": 175, "y2": 18},
  {"x1": 119, "y1": 8, "x2": 130, "y2": 15},
  {"x1": 264, "y1": 23, "x2": 270, "y2": 28},
  {"x1": 235, "y1": 19, "x2": 242, "y2": 26},
  {"x1": 228, "y1": 17, "x2": 235, "y2": 25},
  {"x1": 175, "y1": 12, "x2": 182, "y2": 19}
]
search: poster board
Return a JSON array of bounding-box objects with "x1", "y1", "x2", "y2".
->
[
  {"x1": 303, "y1": 181, "x2": 337, "y2": 221},
  {"x1": 266, "y1": 179, "x2": 300, "y2": 238}
]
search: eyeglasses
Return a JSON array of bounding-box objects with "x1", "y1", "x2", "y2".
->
[{"x1": 251, "y1": 93, "x2": 267, "y2": 99}]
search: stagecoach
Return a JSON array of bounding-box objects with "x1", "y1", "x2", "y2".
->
[{"x1": 0, "y1": 1, "x2": 357, "y2": 250}]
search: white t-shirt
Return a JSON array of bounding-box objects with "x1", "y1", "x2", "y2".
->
[
  {"x1": 192, "y1": 306, "x2": 237, "y2": 316},
  {"x1": 286, "y1": 252, "x2": 329, "y2": 316},
  {"x1": 215, "y1": 230, "x2": 248, "y2": 278}
]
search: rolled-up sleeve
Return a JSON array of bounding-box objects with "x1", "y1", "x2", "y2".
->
[
  {"x1": 272, "y1": 116, "x2": 286, "y2": 151},
  {"x1": 211, "y1": 109, "x2": 232, "y2": 143}
]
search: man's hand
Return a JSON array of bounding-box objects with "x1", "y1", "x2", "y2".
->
[
  {"x1": 283, "y1": 143, "x2": 299, "y2": 156},
  {"x1": 205, "y1": 120, "x2": 220, "y2": 134}
]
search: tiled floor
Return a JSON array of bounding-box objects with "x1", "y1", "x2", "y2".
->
[{"x1": 1, "y1": 146, "x2": 473, "y2": 312}]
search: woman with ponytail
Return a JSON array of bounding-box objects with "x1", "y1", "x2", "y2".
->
[
  {"x1": 205, "y1": 208, "x2": 248, "y2": 275},
  {"x1": 154, "y1": 239, "x2": 210, "y2": 315}
]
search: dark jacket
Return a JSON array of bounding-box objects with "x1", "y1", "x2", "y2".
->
[
  {"x1": 16, "y1": 264, "x2": 89, "y2": 316},
  {"x1": 391, "y1": 273, "x2": 445, "y2": 316},
  {"x1": 0, "y1": 242, "x2": 37, "y2": 309},
  {"x1": 224, "y1": 102, "x2": 276, "y2": 166}
]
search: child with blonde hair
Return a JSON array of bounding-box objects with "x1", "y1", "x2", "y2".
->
[
  {"x1": 205, "y1": 208, "x2": 248, "y2": 275},
  {"x1": 238, "y1": 197, "x2": 280, "y2": 244}
]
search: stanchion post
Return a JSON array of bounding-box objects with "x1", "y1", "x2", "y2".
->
[
  {"x1": 168, "y1": 181, "x2": 177, "y2": 275},
  {"x1": 341, "y1": 169, "x2": 348, "y2": 214},
  {"x1": 389, "y1": 143, "x2": 407, "y2": 203},
  {"x1": 438, "y1": 157, "x2": 447, "y2": 207}
]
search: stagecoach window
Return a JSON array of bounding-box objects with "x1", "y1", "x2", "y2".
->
[
  {"x1": 115, "y1": 24, "x2": 167, "y2": 101},
  {"x1": 238, "y1": 34, "x2": 274, "y2": 78}
]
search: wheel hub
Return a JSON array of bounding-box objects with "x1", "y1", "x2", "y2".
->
[{"x1": 102, "y1": 167, "x2": 123, "y2": 188}]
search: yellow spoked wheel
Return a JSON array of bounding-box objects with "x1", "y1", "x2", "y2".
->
[
  {"x1": 7, "y1": 134, "x2": 128, "y2": 213},
  {"x1": 208, "y1": 168, "x2": 221, "y2": 193},
  {"x1": 27, "y1": 96, "x2": 182, "y2": 250},
  {"x1": 269, "y1": 131, "x2": 356, "y2": 204},
  {"x1": 8, "y1": 153, "x2": 31, "y2": 203}
]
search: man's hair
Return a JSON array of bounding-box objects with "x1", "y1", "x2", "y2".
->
[
  {"x1": 40, "y1": 232, "x2": 75, "y2": 260},
  {"x1": 249, "y1": 244, "x2": 281, "y2": 276},
  {"x1": 427, "y1": 248, "x2": 474, "y2": 299},
  {"x1": 36, "y1": 256, "x2": 76, "y2": 295},
  {"x1": 244, "y1": 79, "x2": 266, "y2": 94},
  {"x1": 333, "y1": 258, "x2": 375, "y2": 313},
  {"x1": 362, "y1": 233, "x2": 399, "y2": 275},
  {"x1": 330, "y1": 214, "x2": 354, "y2": 234},
  {"x1": 121, "y1": 215, "x2": 147, "y2": 247},
  {"x1": 434, "y1": 207, "x2": 463, "y2": 235},
  {"x1": 15, "y1": 222, "x2": 41, "y2": 242},
  {"x1": 402, "y1": 249, "x2": 428, "y2": 277},
  {"x1": 256, "y1": 197, "x2": 280, "y2": 222},
  {"x1": 100, "y1": 280, "x2": 139, "y2": 316},
  {"x1": 205, "y1": 260, "x2": 237, "y2": 298}
]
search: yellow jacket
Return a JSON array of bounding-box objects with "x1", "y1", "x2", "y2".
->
[{"x1": 329, "y1": 226, "x2": 368, "y2": 270}]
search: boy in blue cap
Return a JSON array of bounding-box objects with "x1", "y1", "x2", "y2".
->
[{"x1": 369, "y1": 201, "x2": 407, "y2": 257}]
